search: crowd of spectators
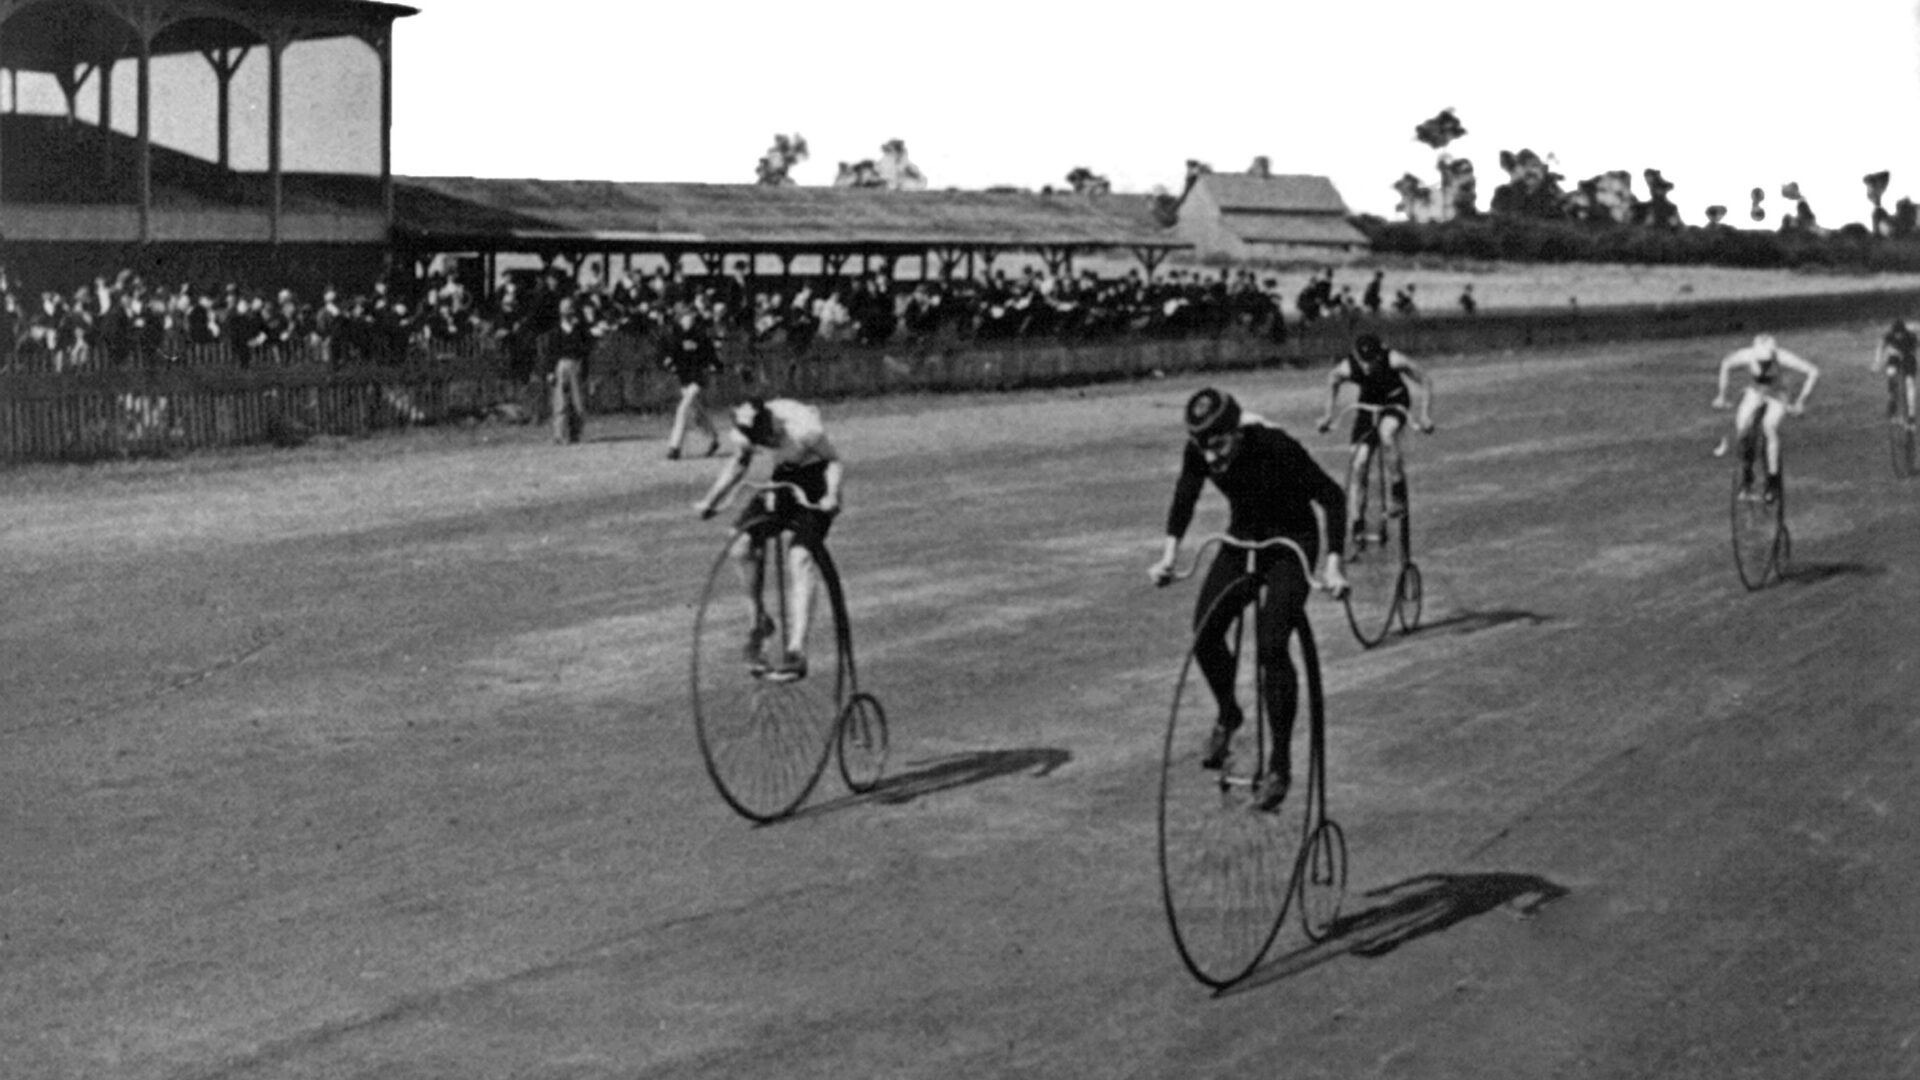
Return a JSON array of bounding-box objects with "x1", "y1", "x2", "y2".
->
[{"x1": 2, "y1": 257, "x2": 1437, "y2": 375}]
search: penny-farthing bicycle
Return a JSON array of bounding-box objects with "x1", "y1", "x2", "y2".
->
[
  {"x1": 1156, "y1": 534, "x2": 1348, "y2": 989},
  {"x1": 1329, "y1": 403, "x2": 1425, "y2": 647},
  {"x1": 691, "y1": 482, "x2": 887, "y2": 822},
  {"x1": 1726, "y1": 411, "x2": 1793, "y2": 591}
]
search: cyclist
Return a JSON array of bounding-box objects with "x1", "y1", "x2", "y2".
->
[
  {"x1": 1148, "y1": 388, "x2": 1350, "y2": 812},
  {"x1": 1873, "y1": 319, "x2": 1918, "y2": 428},
  {"x1": 1713, "y1": 333, "x2": 1819, "y2": 502},
  {"x1": 695, "y1": 397, "x2": 844, "y2": 681},
  {"x1": 1315, "y1": 333, "x2": 1434, "y2": 547}
]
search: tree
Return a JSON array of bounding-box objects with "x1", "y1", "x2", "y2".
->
[
  {"x1": 755, "y1": 134, "x2": 809, "y2": 186},
  {"x1": 1490, "y1": 149, "x2": 1567, "y2": 218},
  {"x1": 1638, "y1": 169, "x2": 1681, "y2": 227},
  {"x1": 1247, "y1": 155, "x2": 1272, "y2": 178},
  {"x1": 1750, "y1": 187, "x2": 1766, "y2": 223},
  {"x1": 1066, "y1": 166, "x2": 1112, "y2": 195},
  {"x1": 1705, "y1": 205, "x2": 1729, "y2": 227},
  {"x1": 1865, "y1": 170, "x2": 1892, "y2": 235},
  {"x1": 833, "y1": 140, "x2": 928, "y2": 191},
  {"x1": 1403, "y1": 109, "x2": 1475, "y2": 221}
]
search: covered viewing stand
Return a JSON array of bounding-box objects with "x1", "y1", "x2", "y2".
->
[
  {"x1": 389, "y1": 177, "x2": 1191, "y2": 298},
  {"x1": 0, "y1": 0, "x2": 416, "y2": 244}
]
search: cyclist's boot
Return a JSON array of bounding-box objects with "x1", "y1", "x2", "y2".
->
[
  {"x1": 1255, "y1": 764, "x2": 1292, "y2": 813},
  {"x1": 765, "y1": 650, "x2": 808, "y2": 683},
  {"x1": 743, "y1": 613, "x2": 775, "y2": 670},
  {"x1": 1201, "y1": 709, "x2": 1243, "y2": 770},
  {"x1": 1764, "y1": 473, "x2": 1782, "y2": 505}
]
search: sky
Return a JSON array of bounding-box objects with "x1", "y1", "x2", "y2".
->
[{"x1": 9, "y1": 0, "x2": 1920, "y2": 228}]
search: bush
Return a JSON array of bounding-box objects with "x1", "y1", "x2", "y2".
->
[{"x1": 1347, "y1": 214, "x2": 1920, "y2": 272}]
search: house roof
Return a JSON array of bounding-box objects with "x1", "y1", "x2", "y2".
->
[
  {"x1": 391, "y1": 178, "x2": 1184, "y2": 252},
  {"x1": 1188, "y1": 173, "x2": 1352, "y2": 216},
  {"x1": 1216, "y1": 211, "x2": 1370, "y2": 248}
]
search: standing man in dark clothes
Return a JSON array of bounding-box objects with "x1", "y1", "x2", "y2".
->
[
  {"x1": 664, "y1": 304, "x2": 722, "y2": 459},
  {"x1": 1148, "y1": 388, "x2": 1349, "y2": 812},
  {"x1": 544, "y1": 295, "x2": 605, "y2": 444}
]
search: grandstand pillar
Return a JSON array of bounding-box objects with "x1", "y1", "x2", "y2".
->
[
  {"x1": 377, "y1": 29, "x2": 393, "y2": 230},
  {"x1": 136, "y1": 33, "x2": 149, "y2": 243},
  {"x1": 268, "y1": 36, "x2": 285, "y2": 245},
  {"x1": 97, "y1": 60, "x2": 111, "y2": 129},
  {"x1": 201, "y1": 48, "x2": 249, "y2": 171}
]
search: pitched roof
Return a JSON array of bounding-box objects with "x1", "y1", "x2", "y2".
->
[
  {"x1": 392, "y1": 178, "x2": 1184, "y2": 251},
  {"x1": 1217, "y1": 211, "x2": 1370, "y2": 248},
  {"x1": 1190, "y1": 173, "x2": 1352, "y2": 215}
]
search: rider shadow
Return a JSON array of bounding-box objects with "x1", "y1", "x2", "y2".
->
[
  {"x1": 784, "y1": 747, "x2": 1072, "y2": 823},
  {"x1": 1411, "y1": 609, "x2": 1553, "y2": 638},
  {"x1": 1780, "y1": 561, "x2": 1884, "y2": 586},
  {"x1": 1216, "y1": 871, "x2": 1569, "y2": 998}
]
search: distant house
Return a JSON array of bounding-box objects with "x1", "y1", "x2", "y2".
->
[{"x1": 1175, "y1": 173, "x2": 1370, "y2": 262}]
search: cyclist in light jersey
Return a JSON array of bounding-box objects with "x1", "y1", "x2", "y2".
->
[
  {"x1": 1316, "y1": 333, "x2": 1434, "y2": 543},
  {"x1": 696, "y1": 397, "x2": 844, "y2": 681},
  {"x1": 1713, "y1": 333, "x2": 1819, "y2": 502},
  {"x1": 1873, "y1": 319, "x2": 1918, "y2": 427},
  {"x1": 1149, "y1": 388, "x2": 1349, "y2": 812}
]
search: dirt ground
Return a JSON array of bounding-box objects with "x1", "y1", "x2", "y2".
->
[{"x1": 5, "y1": 323, "x2": 1919, "y2": 1079}]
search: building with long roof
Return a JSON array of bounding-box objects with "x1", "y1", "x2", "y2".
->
[{"x1": 1175, "y1": 173, "x2": 1371, "y2": 263}]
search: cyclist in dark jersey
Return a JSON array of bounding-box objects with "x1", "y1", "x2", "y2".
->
[
  {"x1": 1713, "y1": 333, "x2": 1819, "y2": 501},
  {"x1": 1874, "y1": 319, "x2": 1918, "y2": 426},
  {"x1": 1315, "y1": 333, "x2": 1434, "y2": 542},
  {"x1": 1149, "y1": 388, "x2": 1349, "y2": 812}
]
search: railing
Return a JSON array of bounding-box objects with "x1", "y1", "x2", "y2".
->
[{"x1": 5, "y1": 286, "x2": 1918, "y2": 464}]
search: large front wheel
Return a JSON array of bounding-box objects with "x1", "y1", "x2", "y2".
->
[
  {"x1": 1157, "y1": 587, "x2": 1294, "y2": 989},
  {"x1": 1341, "y1": 454, "x2": 1401, "y2": 648},
  {"x1": 691, "y1": 533, "x2": 845, "y2": 822},
  {"x1": 1891, "y1": 388, "x2": 1916, "y2": 479},
  {"x1": 1729, "y1": 461, "x2": 1784, "y2": 591}
]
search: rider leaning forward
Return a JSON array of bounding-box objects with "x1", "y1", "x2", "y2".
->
[
  {"x1": 1149, "y1": 388, "x2": 1350, "y2": 813},
  {"x1": 1713, "y1": 333, "x2": 1819, "y2": 503},
  {"x1": 696, "y1": 397, "x2": 844, "y2": 682}
]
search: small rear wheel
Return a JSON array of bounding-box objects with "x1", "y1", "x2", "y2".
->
[
  {"x1": 836, "y1": 691, "x2": 889, "y2": 793},
  {"x1": 1296, "y1": 819, "x2": 1348, "y2": 942},
  {"x1": 1397, "y1": 563, "x2": 1423, "y2": 634}
]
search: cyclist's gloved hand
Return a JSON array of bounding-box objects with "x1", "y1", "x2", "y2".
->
[
  {"x1": 1315, "y1": 417, "x2": 1333, "y2": 434},
  {"x1": 696, "y1": 501, "x2": 717, "y2": 520},
  {"x1": 1148, "y1": 559, "x2": 1175, "y2": 588}
]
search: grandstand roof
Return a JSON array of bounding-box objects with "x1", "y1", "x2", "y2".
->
[
  {"x1": 391, "y1": 178, "x2": 1184, "y2": 253},
  {"x1": 1216, "y1": 211, "x2": 1371, "y2": 248},
  {"x1": 0, "y1": 0, "x2": 417, "y2": 72},
  {"x1": 1184, "y1": 173, "x2": 1352, "y2": 216}
]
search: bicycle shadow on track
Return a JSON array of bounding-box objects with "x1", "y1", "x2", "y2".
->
[
  {"x1": 784, "y1": 747, "x2": 1072, "y2": 823},
  {"x1": 1779, "y1": 560, "x2": 1884, "y2": 586},
  {"x1": 1215, "y1": 871, "x2": 1569, "y2": 998},
  {"x1": 1403, "y1": 608, "x2": 1554, "y2": 638}
]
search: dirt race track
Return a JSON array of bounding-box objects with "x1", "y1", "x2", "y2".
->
[{"x1": 5, "y1": 323, "x2": 1919, "y2": 1079}]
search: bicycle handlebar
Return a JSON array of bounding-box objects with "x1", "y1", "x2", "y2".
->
[
  {"x1": 712, "y1": 480, "x2": 833, "y2": 513},
  {"x1": 1320, "y1": 401, "x2": 1434, "y2": 434},
  {"x1": 1157, "y1": 534, "x2": 1324, "y2": 589}
]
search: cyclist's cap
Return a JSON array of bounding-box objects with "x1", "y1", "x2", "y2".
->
[
  {"x1": 1185, "y1": 388, "x2": 1241, "y2": 441},
  {"x1": 732, "y1": 398, "x2": 775, "y2": 444},
  {"x1": 1354, "y1": 332, "x2": 1386, "y2": 361},
  {"x1": 1753, "y1": 333, "x2": 1777, "y2": 352}
]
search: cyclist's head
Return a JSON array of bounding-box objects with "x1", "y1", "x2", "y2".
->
[
  {"x1": 1753, "y1": 333, "x2": 1777, "y2": 355},
  {"x1": 1186, "y1": 387, "x2": 1245, "y2": 471},
  {"x1": 1353, "y1": 333, "x2": 1387, "y2": 363},
  {"x1": 732, "y1": 398, "x2": 778, "y2": 447}
]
